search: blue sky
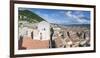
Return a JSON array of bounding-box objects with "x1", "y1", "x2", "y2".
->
[{"x1": 19, "y1": 8, "x2": 90, "y2": 25}]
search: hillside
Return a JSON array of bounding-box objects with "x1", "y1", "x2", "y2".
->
[{"x1": 18, "y1": 10, "x2": 45, "y2": 23}]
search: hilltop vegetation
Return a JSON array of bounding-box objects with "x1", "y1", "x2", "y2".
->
[{"x1": 18, "y1": 10, "x2": 45, "y2": 23}]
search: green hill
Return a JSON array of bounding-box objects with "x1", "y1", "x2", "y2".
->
[{"x1": 18, "y1": 10, "x2": 45, "y2": 23}]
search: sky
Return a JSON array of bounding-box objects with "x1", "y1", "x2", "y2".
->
[{"x1": 19, "y1": 8, "x2": 90, "y2": 25}]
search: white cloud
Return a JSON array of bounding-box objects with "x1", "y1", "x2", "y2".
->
[
  {"x1": 18, "y1": 8, "x2": 27, "y2": 10},
  {"x1": 65, "y1": 11, "x2": 88, "y2": 24},
  {"x1": 65, "y1": 11, "x2": 73, "y2": 17}
]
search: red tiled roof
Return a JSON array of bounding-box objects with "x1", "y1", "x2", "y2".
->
[{"x1": 21, "y1": 36, "x2": 49, "y2": 49}]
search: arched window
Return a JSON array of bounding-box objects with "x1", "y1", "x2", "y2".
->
[
  {"x1": 44, "y1": 28, "x2": 45, "y2": 31},
  {"x1": 40, "y1": 33, "x2": 42, "y2": 40}
]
